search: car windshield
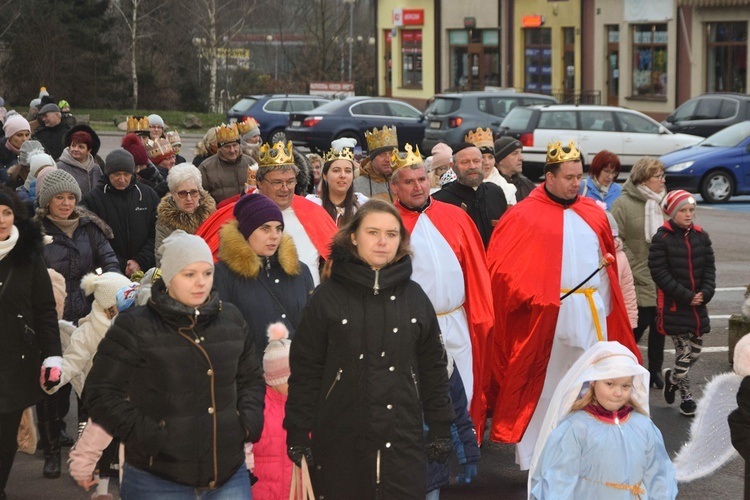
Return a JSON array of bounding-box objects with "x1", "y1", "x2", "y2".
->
[
  {"x1": 230, "y1": 98, "x2": 257, "y2": 113},
  {"x1": 425, "y1": 97, "x2": 460, "y2": 115},
  {"x1": 500, "y1": 107, "x2": 534, "y2": 130},
  {"x1": 701, "y1": 121, "x2": 750, "y2": 147}
]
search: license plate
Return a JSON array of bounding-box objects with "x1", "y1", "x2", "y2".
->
[
  {"x1": 430, "y1": 121, "x2": 441, "y2": 129},
  {"x1": 291, "y1": 120, "x2": 301, "y2": 127}
]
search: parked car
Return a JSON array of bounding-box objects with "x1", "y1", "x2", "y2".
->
[
  {"x1": 662, "y1": 93, "x2": 750, "y2": 138},
  {"x1": 226, "y1": 94, "x2": 331, "y2": 144},
  {"x1": 285, "y1": 96, "x2": 426, "y2": 154},
  {"x1": 421, "y1": 90, "x2": 558, "y2": 151},
  {"x1": 498, "y1": 104, "x2": 703, "y2": 179},
  {"x1": 661, "y1": 120, "x2": 750, "y2": 203}
]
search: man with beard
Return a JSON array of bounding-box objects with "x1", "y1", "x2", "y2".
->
[
  {"x1": 433, "y1": 142, "x2": 507, "y2": 248},
  {"x1": 493, "y1": 137, "x2": 536, "y2": 202},
  {"x1": 199, "y1": 123, "x2": 255, "y2": 205}
]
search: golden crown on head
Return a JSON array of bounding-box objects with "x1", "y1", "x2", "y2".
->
[
  {"x1": 546, "y1": 140, "x2": 581, "y2": 165},
  {"x1": 259, "y1": 141, "x2": 295, "y2": 168},
  {"x1": 390, "y1": 144, "x2": 423, "y2": 172},
  {"x1": 237, "y1": 117, "x2": 259, "y2": 136},
  {"x1": 145, "y1": 138, "x2": 174, "y2": 160},
  {"x1": 165, "y1": 130, "x2": 181, "y2": 146},
  {"x1": 126, "y1": 116, "x2": 149, "y2": 133},
  {"x1": 215, "y1": 123, "x2": 240, "y2": 146},
  {"x1": 465, "y1": 127, "x2": 494, "y2": 149},
  {"x1": 365, "y1": 125, "x2": 398, "y2": 153},
  {"x1": 323, "y1": 147, "x2": 355, "y2": 164}
]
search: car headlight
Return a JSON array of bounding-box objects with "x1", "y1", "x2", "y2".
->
[{"x1": 665, "y1": 161, "x2": 694, "y2": 172}]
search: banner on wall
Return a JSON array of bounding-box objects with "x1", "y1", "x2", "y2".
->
[{"x1": 624, "y1": 0, "x2": 673, "y2": 22}]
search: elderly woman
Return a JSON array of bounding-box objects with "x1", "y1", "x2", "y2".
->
[
  {"x1": 56, "y1": 127, "x2": 103, "y2": 197},
  {"x1": 154, "y1": 163, "x2": 217, "y2": 263},
  {"x1": 84, "y1": 231, "x2": 265, "y2": 497},
  {"x1": 580, "y1": 150, "x2": 622, "y2": 210},
  {"x1": 285, "y1": 200, "x2": 455, "y2": 498},
  {"x1": 611, "y1": 157, "x2": 667, "y2": 389},
  {"x1": 307, "y1": 146, "x2": 368, "y2": 227}
]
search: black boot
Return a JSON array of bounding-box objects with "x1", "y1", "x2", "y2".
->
[
  {"x1": 0, "y1": 450, "x2": 17, "y2": 498},
  {"x1": 38, "y1": 420, "x2": 61, "y2": 478}
]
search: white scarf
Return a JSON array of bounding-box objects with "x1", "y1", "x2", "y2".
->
[
  {"x1": 637, "y1": 185, "x2": 665, "y2": 243},
  {"x1": 0, "y1": 225, "x2": 20, "y2": 260}
]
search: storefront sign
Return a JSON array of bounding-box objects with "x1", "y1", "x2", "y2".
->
[
  {"x1": 522, "y1": 15, "x2": 544, "y2": 27},
  {"x1": 309, "y1": 82, "x2": 355, "y2": 97},
  {"x1": 393, "y1": 8, "x2": 424, "y2": 27},
  {"x1": 464, "y1": 17, "x2": 476, "y2": 28}
]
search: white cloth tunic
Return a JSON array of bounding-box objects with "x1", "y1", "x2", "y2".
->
[
  {"x1": 409, "y1": 213, "x2": 474, "y2": 405},
  {"x1": 516, "y1": 209, "x2": 612, "y2": 470},
  {"x1": 282, "y1": 207, "x2": 321, "y2": 286}
]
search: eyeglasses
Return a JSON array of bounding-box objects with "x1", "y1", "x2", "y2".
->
[
  {"x1": 601, "y1": 169, "x2": 618, "y2": 177},
  {"x1": 265, "y1": 179, "x2": 297, "y2": 189},
  {"x1": 652, "y1": 173, "x2": 666, "y2": 180},
  {"x1": 175, "y1": 190, "x2": 200, "y2": 199}
]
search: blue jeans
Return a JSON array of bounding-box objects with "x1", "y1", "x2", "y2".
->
[{"x1": 120, "y1": 462, "x2": 250, "y2": 500}]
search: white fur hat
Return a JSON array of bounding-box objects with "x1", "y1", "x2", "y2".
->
[{"x1": 81, "y1": 272, "x2": 132, "y2": 310}]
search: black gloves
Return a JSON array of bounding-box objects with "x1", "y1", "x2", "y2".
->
[
  {"x1": 287, "y1": 445, "x2": 314, "y2": 468},
  {"x1": 426, "y1": 436, "x2": 453, "y2": 463}
]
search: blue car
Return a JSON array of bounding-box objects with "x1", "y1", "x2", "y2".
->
[{"x1": 661, "y1": 120, "x2": 750, "y2": 203}]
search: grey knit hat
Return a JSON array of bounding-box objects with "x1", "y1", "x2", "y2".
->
[
  {"x1": 104, "y1": 148, "x2": 136, "y2": 175},
  {"x1": 158, "y1": 230, "x2": 214, "y2": 287},
  {"x1": 39, "y1": 169, "x2": 81, "y2": 209}
]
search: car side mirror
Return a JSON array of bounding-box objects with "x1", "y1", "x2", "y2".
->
[{"x1": 659, "y1": 125, "x2": 670, "y2": 134}]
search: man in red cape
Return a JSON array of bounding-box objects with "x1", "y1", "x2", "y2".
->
[
  {"x1": 486, "y1": 140, "x2": 641, "y2": 469},
  {"x1": 390, "y1": 145, "x2": 493, "y2": 442}
]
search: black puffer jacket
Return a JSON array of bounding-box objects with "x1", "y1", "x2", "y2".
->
[
  {"x1": 37, "y1": 208, "x2": 120, "y2": 323},
  {"x1": 284, "y1": 244, "x2": 454, "y2": 499},
  {"x1": 649, "y1": 220, "x2": 716, "y2": 336},
  {"x1": 84, "y1": 279, "x2": 266, "y2": 488},
  {"x1": 0, "y1": 216, "x2": 61, "y2": 413}
]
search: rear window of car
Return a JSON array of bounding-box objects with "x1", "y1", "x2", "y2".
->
[
  {"x1": 352, "y1": 101, "x2": 390, "y2": 116},
  {"x1": 230, "y1": 98, "x2": 257, "y2": 113},
  {"x1": 289, "y1": 100, "x2": 317, "y2": 112},
  {"x1": 538, "y1": 111, "x2": 577, "y2": 130},
  {"x1": 426, "y1": 97, "x2": 460, "y2": 115},
  {"x1": 500, "y1": 107, "x2": 535, "y2": 130},
  {"x1": 579, "y1": 110, "x2": 616, "y2": 131},
  {"x1": 264, "y1": 100, "x2": 286, "y2": 112},
  {"x1": 522, "y1": 97, "x2": 557, "y2": 106}
]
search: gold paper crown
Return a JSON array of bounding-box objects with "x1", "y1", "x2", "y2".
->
[
  {"x1": 323, "y1": 147, "x2": 355, "y2": 164},
  {"x1": 546, "y1": 140, "x2": 581, "y2": 165},
  {"x1": 390, "y1": 144, "x2": 423, "y2": 172},
  {"x1": 145, "y1": 138, "x2": 174, "y2": 162},
  {"x1": 215, "y1": 123, "x2": 240, "y2": 146},
  {"x1": 465, "y1": 128, "x2": 494, "y2": 150},
  {"x1": 165, "y1": 130, "x2": 181, "y2": 146},
  {"x1": 126, "y1": 116, "x2": 149, "y2": 133},
  {"x1": 365, "y1": 125, "x2": 398, "y2": 154},
  {"x1": 259, "y1": 141, "x2": 295, "y2": 168},
  {"x1": 237, "y1": 117, "x2": 259, "y2": 136}
]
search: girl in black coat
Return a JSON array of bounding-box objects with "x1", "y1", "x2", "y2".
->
[
  {"x1": 649, "y1": 190, "x2": 716, "y2": 417},
  {"x1": 0, "y1": 186, "x2": 62, "y2": 498},
  {"x1": 284, "y1": 200, "x2": 455, "y2": 499}
]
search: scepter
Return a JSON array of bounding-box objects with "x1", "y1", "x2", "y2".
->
[{"x1": 560, "y1": 253, "x2": 616, "y2": 302}]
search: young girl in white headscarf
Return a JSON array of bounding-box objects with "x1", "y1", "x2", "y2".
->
[{"x1": 529, "y1": 341, "x2": 677, "y2": 499}]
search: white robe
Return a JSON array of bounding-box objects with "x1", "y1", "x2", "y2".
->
[
  {"x1": 282, "y1": 207, "x2": 321, "y2": 286},
  {"x1": 516, "y1": 209, "x2": 612, "y2": 470},
  {"x1": 409, "y1": 214, "x2": 474, "y2": 405}
]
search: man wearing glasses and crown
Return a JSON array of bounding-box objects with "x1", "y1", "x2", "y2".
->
[{"x1": 484, "y1": 140, "x2": 641, "y2": 470}]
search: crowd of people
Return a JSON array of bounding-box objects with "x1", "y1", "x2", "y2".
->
[{"x1": 0, "y1": 87, "x2": 728, "y2": 500}]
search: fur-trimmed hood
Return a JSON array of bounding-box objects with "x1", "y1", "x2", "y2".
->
[
  {"x1": 293, "y1": 147, "x2": 312, "y2": 195},
  {"x1": 156, "y1": 190, "x2": 217, "y2": 234},
  {"x1": 35, "y1": 206, "x2": 115, "y2": 240},
  {"x1": 218, "y1": 219, "x2": 301, "y2": 279}
]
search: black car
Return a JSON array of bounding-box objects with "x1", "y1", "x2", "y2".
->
[
  {"x1": 226, "y1": 94, "x2": 331, "y2": 144},
  {"x1": 422, "y1": 91, "x2": 558, "y2": 151},
  {"x1": 285, "y1": 97, "x2": 426, "y2": 154},
  {"x1": 663, "y1": 93, "x2": 750, "y2": 137}
]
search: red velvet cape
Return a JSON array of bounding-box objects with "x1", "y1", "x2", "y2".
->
[
  {"x1": 397, "y1": 199, "x2": 494, "y2": 442},
  {"x1": 485, "y1": 185, "x2": 641, "y2": 443}
]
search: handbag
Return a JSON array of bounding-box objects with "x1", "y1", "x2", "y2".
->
[
  {"x1": 288, "y1": 455, "x2": 315, "y2": 500},
  {"x1": 17, "y1": 407, "x2": 38, "y2": 454}
]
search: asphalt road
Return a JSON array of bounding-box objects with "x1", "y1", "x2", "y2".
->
[{"x1": 6, "y1": 147, "x2": 750, "y2": 498}]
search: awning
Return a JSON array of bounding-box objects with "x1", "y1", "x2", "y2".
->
[{"x1": 679, "y1": 0, "x2": 750, "y2": 6}]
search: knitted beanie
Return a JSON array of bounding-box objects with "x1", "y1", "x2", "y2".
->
[
  {"x1": 233, "y1": 193, "x2": 283, "y2": 240},
  {"x1": 431, "y1": 142, "x2": 452, "y2": 169},
  {"x1": 38, "y1": 169, "x2": 81, "y2": 209},
  {"x1": 263, "y1": 322, "x2": 291, "y2": 386},
  {"x1": 158, "y1": 230, "x2": 214, "y2": 286},
  {"x1": 19, "y1": 140, "x2": 45, "y2": 166},
  {"x1": 494, "y1": 137, "x2": 522, "y2": 163},
  {"x1": 105, "y1": 148, "x2": 136, "y2": 175},
  {"x1": 80, "y1": 272, "x2": 132, "y2": 310},
  {"x1": 661, "y1": 190, "x2": 696, "y2": 218},
  {"x1": 120, "y1": 134, "x2": 148, "y2": 168},
  {"x1": 3, "y1": 114, "x2": 31, "y2": 138},
  {"x1": 148, "y1": 114, "x2": 164, "y2": 128},
  {"x1": 29, "y1": 153, "x2": 56, "y2": 179}
]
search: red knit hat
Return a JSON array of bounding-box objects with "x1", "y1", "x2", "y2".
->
[
  {"x1": 121, "y1": 133, "x2": 149, "y2": 166},
  {"x1": 661, "y1": 190, "x2": 696, "y2": 218}
]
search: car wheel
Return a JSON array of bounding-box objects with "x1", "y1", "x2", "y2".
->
[
  {"x1": 270, "y1": 129, "x2": 287, "y2": 144},
  {"x1": 700, "y1": 170, "x2": 734, "y2": 203}
]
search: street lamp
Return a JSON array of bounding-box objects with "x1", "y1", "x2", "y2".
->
[{"x1": 343, "y1": 0, "x2": 355, "y2": 82}]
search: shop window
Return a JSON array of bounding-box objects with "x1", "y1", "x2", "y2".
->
[
  {"x1": 524, "y1": 28, "x2": 552, "y2": 95},
  {"x1": 401, "y1": 30, "x2": 422, "y2": 89},
  {"x1": 707, "y1": 22, "x2": 747, "y2": 93},
  {"x1": 632, "y1": 24, "x2": 667, "y2": 97}
]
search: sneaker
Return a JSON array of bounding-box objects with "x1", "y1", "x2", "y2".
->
[
  {"x1": 662, "y1": 368, "x2": 678, "y2": 405},
  {"x1": 680, "y1": 398, "x2": 697, "y2": 417}
]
